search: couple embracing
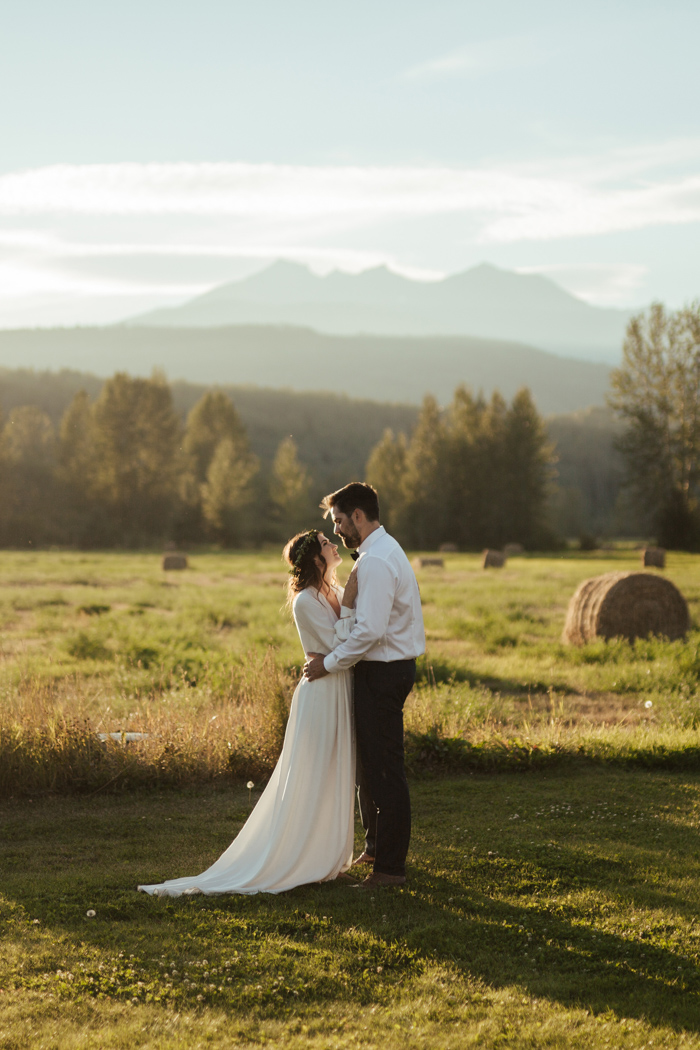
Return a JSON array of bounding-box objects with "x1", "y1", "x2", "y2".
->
[{"x1": 138, "y1": 482, "x2": 425, "y2": 896}]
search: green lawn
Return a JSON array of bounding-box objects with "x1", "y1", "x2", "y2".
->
[{"x1": 2, "y1": 770, "x2": 700, "y2": 1049}]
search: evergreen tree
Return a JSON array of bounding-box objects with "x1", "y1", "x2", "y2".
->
[
  {"x1": 502, "y1": 387, "x2": 554, "y2": 547},
  {"x1": 401, "y1": 396, "x2": 449, "y2": 548},
  {"x1": 365, "y1": 384, "x2": 554, "y2": 550},
  {"x1": 269, "y1": 437, "x2": 312, "y2": 536}
]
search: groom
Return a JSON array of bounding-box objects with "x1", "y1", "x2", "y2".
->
[{"x1": 304, "y1": 482, "x2": 425, "y2": 888}]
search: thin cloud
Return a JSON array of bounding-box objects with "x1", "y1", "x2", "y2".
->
[
  {"x1": 2, "y1": 155, "x2": 700, "y2": 244},
  {"x1": 400, "y1": 35, "x2": 551, "y2": 81}
]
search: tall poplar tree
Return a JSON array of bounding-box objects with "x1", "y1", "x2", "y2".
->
[
  {"x1": 269, "y1": 437, "x2": 312, "y2": 536},
  {"x1": 90, "y1": 373, "x2": 181, "y2": 543},
  {"x1": 609, "y1": 301, "x2": 700, "y2": 548},
  {"x1": 201, "y1": 437, "x2": 259, "y2": 545},
  {"x1": 366, "y1": 429, "x2": 408, "y2": 538},
  {"x1": 0, "y1": 406, "x2": 58, "y2": 545}
]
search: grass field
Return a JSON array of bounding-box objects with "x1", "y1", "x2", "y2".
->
[
  {"x1": 1, "y1": 547, "x2": 700, "y2": 794},
  {"x1": 3, "y1": 771, "x2": 700, "y2": 1049},
  {"x1": 1, "y1": 546, "x2": 700, "y2": 1047}
]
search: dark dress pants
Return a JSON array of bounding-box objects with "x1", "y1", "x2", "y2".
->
[{"x1": 354, "y1": 658, "x2": 416, "y2": 877}]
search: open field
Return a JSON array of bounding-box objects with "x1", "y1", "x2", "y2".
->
[
  {"x1": 1, "y1": 547, "x2": 700, "y2": 795},
  {"x1": 2, "y1": 548, "x2": 700, "y2": 1047},
  {"x1": 2, "y1": 771, "x2": 700, "y2": 1049}
]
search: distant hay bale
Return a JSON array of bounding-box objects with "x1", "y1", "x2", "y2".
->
[
  {"x1": 642, "y1": 547, "x2": 666, "y2": 569},
  {"x1": 482, "y1": 550, "x2": 506, "y2": 568},
  {"x1": 563, "y1": 571, "x2": 688, "y2": 645},
  {"x1": 413, "y1": 557, "x2": 444, "y2": 569},
  {"x1": 503, "y1": 543, "x2": 524, "y2": 556},
  {"x1": 162, "y1": 553, "x2": 188, "y2": 571},
  {"x1": 439, "y1": 543, "x2": 458, "y2": 553}
]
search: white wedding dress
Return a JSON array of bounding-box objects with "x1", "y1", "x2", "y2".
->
[{"x1": 138, "y1": 587, "x2": 355, "y2": 896}]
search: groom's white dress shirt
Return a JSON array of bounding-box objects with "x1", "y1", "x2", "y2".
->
[{"x1": 323, "y1": 526, "x2": 425, "y2": 674}]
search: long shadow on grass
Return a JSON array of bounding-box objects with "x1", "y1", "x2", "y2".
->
[
  {"x1": 2, "y1": 786, "x2": 700, "y2": 1034},
  {"x1": 397, "y1": 868, "x2": 700, "y2": 1034}
]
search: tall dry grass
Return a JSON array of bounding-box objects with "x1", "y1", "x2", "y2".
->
[{"x1": 0, "y1": 649, "x2": 297, "y2": 797}]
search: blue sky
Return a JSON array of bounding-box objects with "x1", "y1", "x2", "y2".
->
[{"x1": 1, "y1": 0, "x2": 699, "y2": 325}]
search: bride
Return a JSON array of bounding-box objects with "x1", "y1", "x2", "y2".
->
[{"x1": 138, "y1": 529, "x2": 357, "y2": 896}]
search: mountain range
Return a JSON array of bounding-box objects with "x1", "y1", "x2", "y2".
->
[{"x1": 127, "y1": 261, "x2": 631, "y2": 364}]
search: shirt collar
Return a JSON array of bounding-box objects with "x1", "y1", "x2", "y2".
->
[{"x1": 357, "y1": 525, "x2": 385, "y2": 556}]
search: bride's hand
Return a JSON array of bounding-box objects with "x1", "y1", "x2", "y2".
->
[{"x1": 342, "y1": 564, "x2": 359, "y2": 608}]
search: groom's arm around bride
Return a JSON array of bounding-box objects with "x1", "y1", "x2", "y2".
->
[{"x1": 304, "y1": 482, "x2": 425, "y2": 887}]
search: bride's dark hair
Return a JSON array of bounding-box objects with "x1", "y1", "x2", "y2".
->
[{"x1": 283, "y1": 529, "x2": 334, "y2": 605}]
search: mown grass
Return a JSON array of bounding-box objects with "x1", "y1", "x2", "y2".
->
[{"x1": 2, "y1": 770, "x2": 700, "y2": 1048}]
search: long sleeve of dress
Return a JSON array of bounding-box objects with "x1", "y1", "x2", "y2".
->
[{"x1": 292, "y1": 590, "x2": 355, "y2": 662}]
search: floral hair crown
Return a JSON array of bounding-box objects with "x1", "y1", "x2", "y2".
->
[{"x1": 288, "y1": 530, "x2": 319, "y2": 578}]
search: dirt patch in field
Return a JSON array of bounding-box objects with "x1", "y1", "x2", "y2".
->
[{"x1": 514, "y1": 690, "x2": 656, "y2": 727}]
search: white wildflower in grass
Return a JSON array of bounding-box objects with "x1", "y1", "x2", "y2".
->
[
  {"x1": 645, "y1": 700, "x2": 653, "y2": 709},
  {"x1": 247, "y1": 780, "x2": 254, "y2": 803},
  {"x1": 86, "y1": 910, "x2": 96, "y2": 918}
]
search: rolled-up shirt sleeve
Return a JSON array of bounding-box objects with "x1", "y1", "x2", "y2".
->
[{"x1": 323, "y1": 558, "x2": 396, "y2": 673}]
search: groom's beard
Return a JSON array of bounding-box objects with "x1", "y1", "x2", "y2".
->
[{"x1": 337, "y1": 522, "x2": 362, "y2": 549}]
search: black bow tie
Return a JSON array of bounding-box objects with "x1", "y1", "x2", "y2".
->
[{"x1": 351, "y1": 550, "x2": 360, "y2": 561}]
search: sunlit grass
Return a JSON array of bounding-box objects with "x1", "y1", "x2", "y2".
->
[{"x1": 0, "y1": 547, "x2": 699, "y2": 797}]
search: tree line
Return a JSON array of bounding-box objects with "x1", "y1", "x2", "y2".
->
[
  {"x1": 0, "y1": 366, "x2": 630, "y2": 542},
  {"x1": 0, "y1": 375, "x2": 314, "y2": 548},
  {"x1": 2, "y1": 298, "x2": 697, "y2": 551},
  {"x1": 0, "y1": 373, "x2": 554, "y2": 550},
  {"x1": 366, "y1": 386, "x2": 555, "y2": 550}
]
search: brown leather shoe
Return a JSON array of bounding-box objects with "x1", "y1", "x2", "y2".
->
[
  {"x1": 359, "y1": 872, "x2": 406, "y2": 888},
  {"x1": 352, "y1": 852, "x2": 375, "y2": 866}
]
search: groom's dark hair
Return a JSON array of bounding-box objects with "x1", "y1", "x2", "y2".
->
[{"x1": 320, "y1": 482, "x2": 380, "y2": 522}]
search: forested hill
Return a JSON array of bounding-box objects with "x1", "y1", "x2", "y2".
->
[{"x1": 0, "y1": 325, "x2": 610, "y2": 415}]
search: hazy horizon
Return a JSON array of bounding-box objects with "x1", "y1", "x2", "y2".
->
[{"x1": 2, "y1": 0, "x2": 699, "y2": 329}]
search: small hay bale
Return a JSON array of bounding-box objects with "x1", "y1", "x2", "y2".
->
[
  {"x1": 503, "y1": 543, "x2": 524, "y2": 556},
  {"x1": 162, "y1": 553, "x2": 188, "y2": 571},
  {"x1": 642, "y1": 547, "x2": 666, "y2": 569},
  {"x1": 439, "y1": 542, "x2": 458, "y2": 553},
  {"x1": 482, "y1": 549, "x2": 506, "y2": 568},
  {"x1": 413, "y1": 557, "x2": 444, "y2": 569},
  {"x1": 563, "y1": 571, "x2": 688, "y2": 645}
]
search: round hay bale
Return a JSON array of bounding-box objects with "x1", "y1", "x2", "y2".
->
[
  {"x1": 642, "y1": 547, "x2": 666, "y2": 569},
  {"x1": 563, "y1": 571, "x2": 689, "y2": 645},
  {"x1": 482, "y1": 549, "x2": 506, "y2": 568},
  {"x1": 413, "y1": 556, "x2": 444, "y2": 569},
  {"x1": 162, "y1": 553, "x2": 188, "y2": 571},
  {"x1": 439, "y1": 542, "x2": 458, "y2": 553}
]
